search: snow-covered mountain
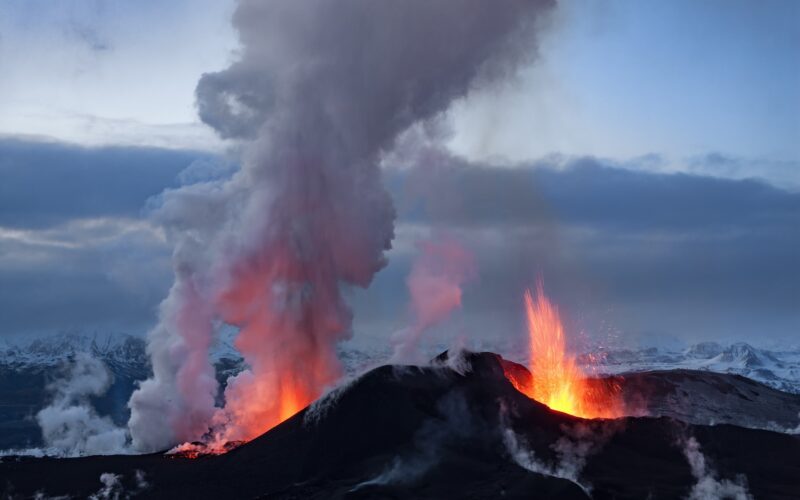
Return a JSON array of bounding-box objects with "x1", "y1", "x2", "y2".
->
[
  {"x1": 0, "y1": 332, "x2": 148, "y2": 376},
  {"x1": 3, "y1": 333, "x2": 798, "y2": 394},
  {"x1": 0, "y1": 330, "x2": 394, "y2": 379},
  {"x1": 0, "y1": 333, "x2": 150, "y2": 450},
  {"x1": 583, "y1": 341, "x2": 800, "y2": 394},
  {"x1": 0, "y1": 331, "x2": 389, "y2": 450},
  {"x1": 2, "y1": 332, "x2": 800, "y2": 452}
]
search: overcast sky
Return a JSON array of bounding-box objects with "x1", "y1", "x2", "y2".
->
[{"x1": 0, "y1": 0, "x2": 797, "y2": 348}]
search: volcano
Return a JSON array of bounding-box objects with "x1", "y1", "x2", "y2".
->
[{"x1": 2, "y1": 351, "x2": 799, "y2": 499}]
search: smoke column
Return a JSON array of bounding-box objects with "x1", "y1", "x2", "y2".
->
[
  {"x1": 391, "y1": 236, "x2": 476, "y2": 362},
  {"x1": 128, "y1": 0, "x2": 556, "y2": 452}
]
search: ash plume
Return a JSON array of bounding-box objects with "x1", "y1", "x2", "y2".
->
[
  {"x1": 128, "y1": 0, "x2": 556, "y2": 452},
  {"x1": 36, "y1": 353, "x2": 128, "y2": 457}
]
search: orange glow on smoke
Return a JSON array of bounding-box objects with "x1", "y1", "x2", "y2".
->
[
  {"x1": 506, "y1": 283, "x2": 624, "y2": 419},
  {"x1": 169, "y1": 373, "x2": 312, "y2": 458},
  {"x1": 203, "y1": 244, "x2": 347, "y2": 450}
]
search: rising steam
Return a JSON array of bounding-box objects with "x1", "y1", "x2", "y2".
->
[
  {"x1": 128, "y1": 0, "x2": 556, "y2": 452},
  {"x1": 37, "y1": 353, "x2": 128, "y2": 457},
  {"x1": 502, "y1": 415, "x2": 620, "y2": 494},
  {"x1": 391, "y1": 235, "x2": 476, "y2": 362},
  {"x1": 681, "y1": 436, "x2": 752, "y2": 500}
]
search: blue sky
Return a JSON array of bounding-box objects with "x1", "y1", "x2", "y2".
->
[
  {"x1": 1, "y1": 0, "x2": 797, "y2": 174},
  {"x1": 0, "y1": 1, "x2": 797, "y2": 346},
  {"x1": 0, "y1": 0, "x2": 235, "y2": 149},
  {"x1": 562, "y1": 0, "x2": 799, "y2": 160},
  {"x1": 449, "y1": 0, "x2": 800, "y2": 187}
]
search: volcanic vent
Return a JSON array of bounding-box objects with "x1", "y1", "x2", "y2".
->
[
  {"x1": 4, "y1": 351, "x2": 800, "y2": 499},
  {"x1": 503, "y1": 283, "x2": 625, "y2": 419}
]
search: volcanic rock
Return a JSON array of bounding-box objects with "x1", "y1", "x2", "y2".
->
[
  {"x1": 1, "y1": 351, "x2": 798, "y2": 499},
  {"x1": 610, "y1": 369, "x2": 800, "y2": 430}
]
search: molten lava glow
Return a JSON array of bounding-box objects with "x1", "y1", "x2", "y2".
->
[
  {"x1": 507, "y1": 283, "x2": 624, "y2": 419},
  {"x1": 194, "y1": 246, "x2": 348, "y2": 455}
]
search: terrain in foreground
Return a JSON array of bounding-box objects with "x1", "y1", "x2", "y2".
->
[{"x1": 1, "y1": 351, "x2": 799, "y2": 499}]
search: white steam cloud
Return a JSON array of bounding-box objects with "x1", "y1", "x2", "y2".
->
[
  {"x1": 682, "y1": 437, "x2": 752, "y2": 500},
  {"x1": 84, "y1": 470, "x2": 149, "y2": 500},
  {"x1": 89, "y1": 473, "x2": 123, "y2": 500},
  {"x1": 127, "y1": 0, "x2": 556, "y2": 452},
  {"x1": 35, "y1": 353, "x2": 129, "y2": 457}
]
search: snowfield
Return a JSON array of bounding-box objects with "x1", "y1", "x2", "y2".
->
[
  {"x1": 580, "y1": 341, "x2": 800, "y2": 394},
  {"x1": 2, "y1": 332, "x2": 799, "y2": 394}
]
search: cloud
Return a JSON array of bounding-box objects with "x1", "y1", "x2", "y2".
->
[
  {"x1": 0, "y1": 137, "x2": 203, "y2": 229},
  {"x1": 0, "y1": 137, "x2": 796, "y2": 345},
  {"x1": 0, "y1": 138, "x2": 213, "y2": 336},
  {"x1": 391, "y1": 154, "x2": 799, "y2": 233},
  {"x1": 0, "y1": 217, "x2": 172, "y2": 336},
  {"x1": 353, "y1": 152, "x2": 799, "y2": 345},
  {"x1": 445, "y1": 0, "x2": 800, "y2": 176},
  {"x1": 686, "y1": 153, "x2": 800, "y2": 191}
]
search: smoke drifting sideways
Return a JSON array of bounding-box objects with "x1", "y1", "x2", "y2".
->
[{"x1": 128, "y1": 0, "x2": 557, "y2": 452}]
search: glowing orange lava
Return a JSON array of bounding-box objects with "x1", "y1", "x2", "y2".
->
[{"x1": 506, "y1": 283, "x2": 624, "y2": 419}]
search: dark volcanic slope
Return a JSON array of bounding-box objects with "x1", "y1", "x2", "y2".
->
[
  {"x1": 1, "y1": 352, "x2": 799, "y2": 499},
  {"x1": 612, "y1": 369, "x2": 800, "y2": 430}
]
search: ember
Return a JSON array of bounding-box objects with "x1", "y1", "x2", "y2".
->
[{"x1": 166, "y1": 440, "x2": 245, "y2": 459}]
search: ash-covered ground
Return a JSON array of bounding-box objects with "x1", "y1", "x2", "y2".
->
[{"x1": 1, "y1": 349, "x2": 799, "y2": 499}]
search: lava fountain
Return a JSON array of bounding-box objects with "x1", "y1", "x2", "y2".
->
[{"x1": 505, "y1": 282, "x2": 624, "y2": 419}]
